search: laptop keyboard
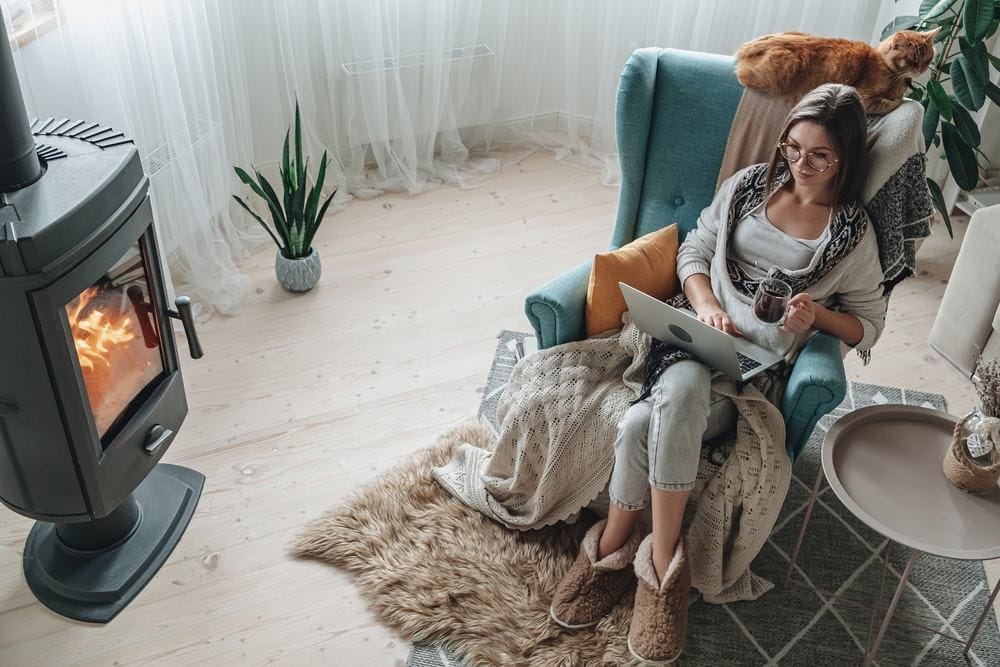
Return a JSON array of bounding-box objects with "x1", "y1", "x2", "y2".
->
[{"x1": 736, "y1": 351, "x2": 763, "y2": 374}]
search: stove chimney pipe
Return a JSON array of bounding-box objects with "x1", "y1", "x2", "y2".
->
[{"x1": 0, "y1": 8, "x2": 43, "y2": 193}]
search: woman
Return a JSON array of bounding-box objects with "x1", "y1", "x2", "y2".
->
[{"x1": 548, "y1": 84, "x2": 887, "y2": 664}]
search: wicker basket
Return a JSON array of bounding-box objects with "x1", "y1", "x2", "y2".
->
[{"x1": 943, "y1": 412, "x2": 1000, "y2": 495}]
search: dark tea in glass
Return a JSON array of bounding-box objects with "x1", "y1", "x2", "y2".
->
[{"x1": 753, "y1": 277, "x2": 792, "y2": 325}]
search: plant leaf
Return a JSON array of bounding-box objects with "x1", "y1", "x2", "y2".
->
[
  {"x1": 881, "y1": 15, "x2": 920, "y2": 41},
  {"x1": 922, "y1": 99, "x2": 940, "y2": 150},
  {"x1": 281, "y1": 129, "x2": 295, "y2": 231},
  {"x1": 926, "y1": 79, "x2": 953, "y2": 120},
  {"x1": 989, "y1": 52, "x2": 1000, "y2": 71},
  {"x1": 951, "y1": 105, "x2": 981, "y2": 147},
  {"x1": 934, "y1": 14, "x2": 957, "y2": 29},
  {"x1": 233, "y1": 195, "x2": 283, "y2": 249},
  {"x1": 255, "y1": 169, "x2": 290, "y2": 245},
  {"x1": 941, "y1": 121, "x2": 980, "y2": 190},
  {"x1": 295, "y1": 100, "x2": 304, "y2": 185},
  {"x1": 964, "y1": 0, "x2": 994, "y2": 41},
  {"x1": 925, "y1": 177, "x2": 952, "y2": 238},
  {"x1": 304, "y1": 191, "x2": 337, "y2": 254},
  {"x1": 959, "y1": 37, "x2": 986, "y2": 80},
  {"x1": 234, "y1": 167, "x2": 279, "y2": 212},
  {"x1": 234, "y1": 166, "x2": 262, "y2": 191},
  {"x1": 919, "y1": 0, "x2": 957, "y2": 20},
  {"x1": 293, "y1": 157, "x2": 308, "y2": 231},
  {"x1": 280, "y1": 130, "x2": 292, "y2": 190},
  {"x1": 986, "y1": 80, "x2": 1000, "y2": 105},
  {"x1": 235, "y1": 166, "x2": 290, "y2": 250},
  {"x1": 950, "y1": 57, "x2": 983, "y2": 109},
  {"x1": 959, "y1": 55, "x2": 988, "y2": 109},
  {"x1": 254, "y1": 168, "x2": 284, "y2": 215},
  {"x1": 987, "y1": 16, "x2": 1000, "y2": 39},
  {"x1": 975, "y1": 40, "x2": 989, "y2": 78},
  {"x1": 304, "y1": 151, "x2": 328, "y2": 234}
]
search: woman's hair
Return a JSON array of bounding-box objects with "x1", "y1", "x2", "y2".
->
[{"x1": 765, "y1": 83, "x2": 868, "y2": 208}]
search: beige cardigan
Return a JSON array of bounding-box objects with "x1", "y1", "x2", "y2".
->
[{"x1": 678, "y1": 166, "x2": 888, "y2": 361}]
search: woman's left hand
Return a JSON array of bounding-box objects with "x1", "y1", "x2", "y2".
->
[{"x1": 783, "y1": 293, "x2": 817, "y2": 334}]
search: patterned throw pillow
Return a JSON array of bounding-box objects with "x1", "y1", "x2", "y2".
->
[{"x1": 585, "y1": 224, "x2": 679, "y2": 337}]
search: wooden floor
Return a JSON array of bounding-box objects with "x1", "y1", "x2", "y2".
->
[{"x1": 0, "y1": 151, "x2": 993, "y2": 665}]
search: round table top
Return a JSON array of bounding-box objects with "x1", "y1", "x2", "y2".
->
[{"x1": 823, "y1": 405, "x2": 1000, "y2": 561}]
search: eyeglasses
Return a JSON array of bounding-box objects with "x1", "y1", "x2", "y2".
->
[{"x1": 778, "y1": 143, "x2": 839, "y2": 173}]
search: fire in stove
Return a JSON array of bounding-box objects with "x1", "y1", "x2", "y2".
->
[
  {"x1": 67, "y1": 252, "x2": 167, "y2": 440},
  {"x1": 69, "y1": 286, "x2": 138, "y2": 371}
]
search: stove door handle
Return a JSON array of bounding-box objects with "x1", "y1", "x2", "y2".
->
[
  {"x1": 144, "y1": 424, "x2": 174, "y2": 455},
  {"x1": 168, "y1": 296, "x2": 204, "y2": 359}
]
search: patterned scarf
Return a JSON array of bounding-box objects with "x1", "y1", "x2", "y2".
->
[{"x1": 636, "y1": 163, "x2": 870, "y2": 402}]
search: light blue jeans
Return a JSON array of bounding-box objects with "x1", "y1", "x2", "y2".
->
[{"x1": 608, "y1": 359, "x2": 737, "y2": 511}]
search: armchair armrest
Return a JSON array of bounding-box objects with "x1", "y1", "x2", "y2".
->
[
  {"x1": 780, "y1": 332, "x2": 847, "y2": 462},
  {"x1": 524, "y1": 259, "x2": 593, "y2": 350}
]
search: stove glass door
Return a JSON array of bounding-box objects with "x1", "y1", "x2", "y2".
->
[{"x1": 64, "y1": 239, "x2": 166, "y2": 441}]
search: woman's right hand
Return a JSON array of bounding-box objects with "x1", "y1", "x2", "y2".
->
[
  {"x1": 683, "y1": 273, "x2": 741, "y2": 336},
  {"x1": 696, "y1": 303, "x2": 742, "y2": 336}
]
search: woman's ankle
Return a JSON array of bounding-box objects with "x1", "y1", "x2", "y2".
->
[
  {"x1": 599, "y1": 505, "x2": 643, "y2": 559},
  {"x1": 597, "y1": 530, "x2": 626, "y2": 560},
  {"x1": 651, "y1": 538, "x2": 678, "y2": 583}
]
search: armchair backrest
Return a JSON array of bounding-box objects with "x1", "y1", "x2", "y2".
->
[{"x1": 612, "y1": 49, "x2": 744, "y2": 249}]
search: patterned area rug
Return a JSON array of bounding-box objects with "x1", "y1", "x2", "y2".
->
[{"x1": 408, "y1": 330, "x2": 1000, "y2": 666}]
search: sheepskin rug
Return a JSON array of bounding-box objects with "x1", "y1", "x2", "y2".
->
[{"x1": 290, "y1": 420, "x2": 637, "y2": 665}]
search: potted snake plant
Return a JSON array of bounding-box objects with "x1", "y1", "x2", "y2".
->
[{"x1": 232, "y1": 102, "x2": 336, "y2": 292}]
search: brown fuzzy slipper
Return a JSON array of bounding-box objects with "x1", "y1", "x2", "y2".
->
[
  {"x1": 627, "y1": 534, "x2": 690, "y2": 664},
  {"x1": 548, "y1": 519, "x2": 641, "y2": 629}
]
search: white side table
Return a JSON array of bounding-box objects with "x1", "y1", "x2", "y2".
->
[{"x1": 784, "y1": 405, "x2": 1000, "y2": 665}]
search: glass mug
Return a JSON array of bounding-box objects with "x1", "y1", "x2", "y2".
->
[{"x1": 753, "y1": 276, "x2": 793, "y2": 325}]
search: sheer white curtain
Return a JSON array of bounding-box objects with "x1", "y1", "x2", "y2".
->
[
  {"x1": 519, "y1": 0, "x2": 884, "y2": 184},
  {"x1": 4, "y1": 0, "x2": 882, "y2": 316},
  {"x1": 4, "y1": 0, "x2": 266, "y2": 318}
]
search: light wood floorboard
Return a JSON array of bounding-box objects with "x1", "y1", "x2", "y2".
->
[{"x1": 0, "y1": 151, "x2": 994, "y2": 665}]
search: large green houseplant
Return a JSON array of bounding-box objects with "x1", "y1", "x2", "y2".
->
[
  {"x1": 233, "y1": 102, "x2": 337, "y2": 292},
  {"x1": 883, "y1": 0, "x2": 1000, "y2": 236}
]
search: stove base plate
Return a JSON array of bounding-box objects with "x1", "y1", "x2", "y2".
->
[{"x1": 23, "y1": 463, "x2": 205, "y2": 623}]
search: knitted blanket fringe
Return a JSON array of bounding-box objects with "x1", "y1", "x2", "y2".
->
[{"x1": 433, "y1": 320, "x2": 791, "y2": 603}]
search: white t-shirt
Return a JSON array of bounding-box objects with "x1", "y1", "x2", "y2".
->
[{"x1": 731, "y1": 208, "x2": 830, "y2": 280}]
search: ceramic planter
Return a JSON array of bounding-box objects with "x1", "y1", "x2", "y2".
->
[{"x1": 275, "y1": 248, "x2": 321, "y2": 292}]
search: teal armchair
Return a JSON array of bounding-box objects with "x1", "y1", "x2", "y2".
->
[{"x1": 523, "y1": 48, "x2": 846, "y2": 462}]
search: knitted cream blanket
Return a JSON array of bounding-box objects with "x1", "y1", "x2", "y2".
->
[{"x1": 433, "y1": 320, "x2": 791, "y2": 603}]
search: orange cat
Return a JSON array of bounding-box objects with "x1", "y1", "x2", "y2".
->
[{"x1": 735, "y1": 29, "x2": 939, "y2": 115}]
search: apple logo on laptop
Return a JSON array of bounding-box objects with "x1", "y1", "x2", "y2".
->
[{"x1": 669, "y1": 324, "x2": 692, "y2": 343}]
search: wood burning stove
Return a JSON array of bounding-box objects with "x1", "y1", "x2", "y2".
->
[{"x1": 0, "y1": 9, "x2": 205, "y2": 623}]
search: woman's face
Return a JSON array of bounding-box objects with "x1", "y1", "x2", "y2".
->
[{"x1": 783, "y1": 120, "x2": 840, "y2": 193}]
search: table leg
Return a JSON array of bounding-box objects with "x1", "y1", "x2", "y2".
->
[
  {"x1": 864, "y1": 548, "x2": 922, "y2": 667},
  {"x1": 864, "y1": 541, "x2": 892, "y2": 656},
  {"x1": 783, "y1": 464, "x2": 824, "y2": 587},
  {"x1": 964, "y1": 575, "x2": 1000, "y2": 658}
]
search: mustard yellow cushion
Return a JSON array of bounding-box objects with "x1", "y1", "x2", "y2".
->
[{"x1": 585, "y1": 224, "x2": 680, "y2": 337}]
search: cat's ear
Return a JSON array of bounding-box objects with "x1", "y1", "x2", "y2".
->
[
  {"x1": 921, "y1": 26, "x2": 942, "y2": 41},
  {"x1": 890, "y1": 31, "x2": 910, "y2": 47}
]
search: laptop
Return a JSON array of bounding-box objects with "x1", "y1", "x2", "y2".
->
[{"x1": 619, "y1": 282, "x2": 784, "y2": 381}]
